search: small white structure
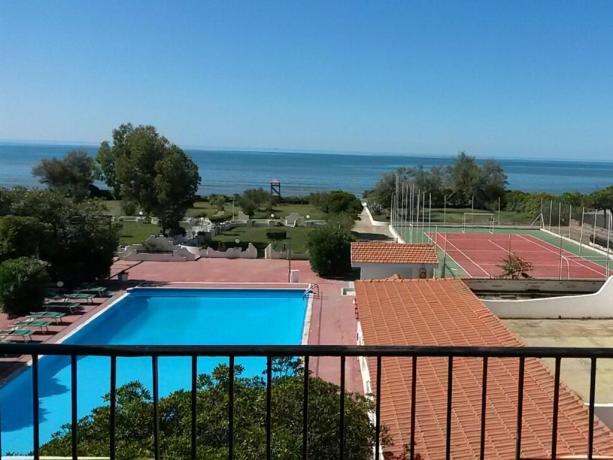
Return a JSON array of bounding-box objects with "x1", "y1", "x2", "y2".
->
[
  {"x1": 351, "y1": 242, "x2": 438, "y2": 280},
  {"x1": 284, "y1": 213, "x2": 305, "y2": 227}
]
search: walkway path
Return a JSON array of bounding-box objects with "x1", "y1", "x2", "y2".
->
[{"x1": 352, "y1": 205, "x2": 393, "y2": 241}]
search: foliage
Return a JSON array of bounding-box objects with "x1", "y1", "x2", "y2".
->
[
  {"x1": 589, "y1": 186, "x2": 613, "y2": 213},
  {"x1": 309, "y1": 191, "x2": 362, "y2": 217},
  {"x1": 0, "y1": 215, "x2": 47, "y2": 261},
  {"x1": 0, "y1": 188, "x2": 119, "y2": 286},
  {"x1": 237, "y1": 188, "x2": 271, "y2": 217},
  {"x1": 367, "y1": 152, "x2": 507, "y2": 210},
  {"x1": 41, "y1": 362, "x2": 382, "y2": 459},
  {"x1": 209, "y1": 196, "x2": 226, "y2": 212},
  {"x1": 307, "y1": 224, "x2": 353, "y2": 276},
  {"x1": 266, "y1": 230, "x2": 287, "y2": 240},
  {"x1": 32, "y1": 150, "x2": 99, "y2": 201},
  {"x1": 96, "y1": 124, "x2": 201, "y2": 233},
  {"x1": 498, "y1": 252, "x2": 534, "y2": 279},
  {"x1": 0, "y1": 257, "x2": 49, "y2": 316}
]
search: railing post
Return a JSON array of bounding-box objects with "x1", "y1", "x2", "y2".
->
[
  {"x1": 339, "y1": 355, "x2": 346, "y2": 459},
  {"x1": 71, "y1": 355, "x2": 78, "y2": 460},
  {"x1": 228, "y1": 355, "x2": 235, "y2": 460},
  {"x1": 515, "y1": 357, "x2": 525, "y2": 460},
  {"x1": 302, "y1": 355, "x2": 310, "y2": 460},
  {"x1": 109, "y1": 356, "x2": 116, "y2": 460},
  {"x1": 32, "y1": 354, "x2": 40, "y2": 460}
]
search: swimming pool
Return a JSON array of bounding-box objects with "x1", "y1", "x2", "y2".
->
[{"x1": 0, "y1": 288, "x2": 309, "y2": 455}]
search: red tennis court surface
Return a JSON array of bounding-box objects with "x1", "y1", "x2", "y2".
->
[{"x1": 429, "y1": 232, "x2": 608, "y2": 279}]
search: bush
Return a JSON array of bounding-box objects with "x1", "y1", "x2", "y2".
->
[
  {"x1": 309, "y1": 191, "x2": 363, "y2": 216},
  {"x1": 41, "y1": 361, "x2": 384, "y2": 459},
  {"x1": 0, "y1": 257, "x2": 49, "y2": 316},
  {"x1": 307, "y1": 224, "x2": 353, "y2": 276},
  {"x1": 266, "y1": 230, "x2": 287, "y2": 240},
  {"x1": 0, "y1": 215, "x2": 46, "y2": 262}
]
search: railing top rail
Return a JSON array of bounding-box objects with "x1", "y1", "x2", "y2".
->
[{"x1": 3, "y1": 343, "x2": 613, "y2": 359}]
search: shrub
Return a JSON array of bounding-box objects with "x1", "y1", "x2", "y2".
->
[
  {"x1": 307, "y1": 224, "x2": 353, "y2": 276},
  {"x1": 0, "y1": 215, "x2": 46, "y2": 262},
  {"x1": 0, "y1": 257, "x2": 49, "y2": 316},
  {"x1": 41, "y1": 361, "x2": 384, "y2": 458},
  {"x1": 266, "y1": 230, "x2": 287, "y2": 240},
  {"x1": 309, "y1": 191, "x2": 363, "y2": 216}
]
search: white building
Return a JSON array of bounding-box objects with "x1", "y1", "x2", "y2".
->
[{"x1": 351, "y1": 242, "x2": 438, "y2": 280}]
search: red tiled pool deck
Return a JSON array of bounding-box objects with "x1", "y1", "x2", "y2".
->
[{"x1": 1, "y1": 259, "x2": 362, "y2": 393}]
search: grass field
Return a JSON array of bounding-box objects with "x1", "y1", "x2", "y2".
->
[
  {"x1": 118, "y1": 222, "x2": 161, "y2": 245},
  {"x1": 211, "y1": 225, "x2": 313, "y2": 255}
]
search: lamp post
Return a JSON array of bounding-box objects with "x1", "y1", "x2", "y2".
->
[{"x1": 287, "y1": 239, "x2": 292, "y2": 282}]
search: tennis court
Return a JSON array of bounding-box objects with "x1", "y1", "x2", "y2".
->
[{"x1": 429, "y1": 231, "x2": 609, "y2": 279}]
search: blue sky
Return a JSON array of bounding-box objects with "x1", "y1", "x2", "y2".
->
[{"x1": 1, "y1": 0, "x2": 612, "y2": 160}]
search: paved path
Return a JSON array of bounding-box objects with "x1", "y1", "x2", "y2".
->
[{"x1": 352, "y1": 205, "x2": 393, "y2": 241}]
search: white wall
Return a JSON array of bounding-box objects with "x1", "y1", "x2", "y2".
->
[
  {"x1": 356, "y1": 263, "x2": 436, "y2": 280},
  {"x1": 485, "y1": 276, "x2": 613, "y2": 318}
]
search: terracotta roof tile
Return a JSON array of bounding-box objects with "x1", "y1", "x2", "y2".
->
[
  {"x1": 351, "y1": 242, "x2": 438, "y2": 264},
  {"x1": 355, "y1": 278, "x2": 613, "y2": 459}
]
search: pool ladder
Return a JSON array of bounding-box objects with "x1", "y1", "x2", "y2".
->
[{"x1": 305, "y1": 283, "x2": 321, "y2": 299}]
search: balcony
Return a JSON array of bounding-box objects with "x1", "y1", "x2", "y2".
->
[{"x1": 1, "y1": 343, "x2": 612, "y2": 460}]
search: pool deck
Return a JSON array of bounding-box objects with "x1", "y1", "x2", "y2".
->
[{"x1": 0, "y1": 259, "x2": 363, "y2": 393}]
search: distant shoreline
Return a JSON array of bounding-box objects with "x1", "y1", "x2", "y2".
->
[{"x1": 1, "y1": 142, "x2": 612, "y2": 196}]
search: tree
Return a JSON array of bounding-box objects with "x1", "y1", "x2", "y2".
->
[
  {"x1": 448, "y1": 152, "x2": 481, "y2": 207},
  {"x1": 0, "y1": 188, "x2": 119, "y2": 286},
  {"x1": 309, "y1": 191, "x2": 362, "y2": 217},
  {"x1": 32, "y1": 150, "x2": 98, "y2": 201},
  {"x1": 0, "y1": 257, "x2": 49, "y2": 316},
  {"x1": 498, "y1": 252, "x2": 534, "y2": 279},
  {"x1": 0, "y1": 215, "x2": 46, "y2": 261},
  {"x1": 590, "y1": 186, "x2": 613, "y2": 216},
  {"x1": 307, "y1": 224, "x2": 353, "y2": 276},
  {"x1": 477, "y1": 160, "x2": 507, "y2": 209},
  {"x1": 41, "y1": 362, "x2": 383, "y2": 459},
  {"x1": 210, "y1": 196, "x2": 226, "y2": 212},
  {"x1": 96, "y1": 124, "x2": 201, "y2": 233},
  {"x1": 153, "y1": 146, "x2": 201, "y2": 234}
]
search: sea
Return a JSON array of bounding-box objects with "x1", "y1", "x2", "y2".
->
[{"x1": 0, "y1": 143, "x2": 612, "y2": 196}]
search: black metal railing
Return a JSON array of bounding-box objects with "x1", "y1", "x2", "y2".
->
[{"x1": 1, "y1": 343, "x2": 613, "y2": 460}]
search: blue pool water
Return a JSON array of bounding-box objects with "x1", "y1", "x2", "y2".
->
[{"x1": 0, "y1": 288, "x2": 308, "y2": 455}]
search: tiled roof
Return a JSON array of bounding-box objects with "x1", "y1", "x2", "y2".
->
[
  {"x1": 355, "y1": 278, "x2": 613, "y2": 459},
  {"x1": 351, "y1": 242, "x2": 438, "y2": 264}
]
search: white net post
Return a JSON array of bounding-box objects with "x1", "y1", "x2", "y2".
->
[
  {"x1": 422, "y1": 191, "x2": 426, "y2": 243},
  {"x1": 579, "y1": 207, "x2": 585, "y2": 256},
  {"x1": 428, "y1": 192, "x2": 432, "y2": 242},
  {"x1": 568, "y1": 204, "x2": 572, "y2": 240},
  {"x1": 549, "y1": 200, "x2": 553, "y2": 231},
  {"x1": 607, "y1": 212, "x2": 611, "y2": 278}
]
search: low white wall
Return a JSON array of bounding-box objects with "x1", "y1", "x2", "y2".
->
[
  {"x1": 201, "y1": 243, "x2": 258, "y2": 259},
  {"x1": 264, "y1": 244, "x2": 288, "y2": 259},
  {"x1": 356, "y1": 263, "x2": 436, "y2": 280},
  {"x1": 362, "y1": 203, "x2": 388, "y2": 227},
  {"x1": 388, "y1": 225, "x2": 405, "y2": 243},
  {"x1": 485, "y1": 276, "x2": 613, "y2": 318}
]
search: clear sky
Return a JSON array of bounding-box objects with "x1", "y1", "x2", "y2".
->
[{"x1": 1, "y1": 0, "x2": 612, "y2": 160}]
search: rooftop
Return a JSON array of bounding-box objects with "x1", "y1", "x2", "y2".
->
[
  {"x1": 350, "y1": 242, "x2": 438, "y2": 265},
  {"x1": 355, "y1": 278, "x2": 613, "y2": 459}
]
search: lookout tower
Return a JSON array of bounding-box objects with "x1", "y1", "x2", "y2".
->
[{"x1": 270, "y1": 179, "x2": 281, "y2": 199}]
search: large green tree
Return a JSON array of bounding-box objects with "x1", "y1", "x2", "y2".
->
[
  {"x1": 96, "y1": 124, "x2": 201, "y2": 233},
  {"x1": 32, "y1": 150, "x2": 98, "y2": 201},
  {"x1": 0, "y1": 215, "x2": 46, "y2": 261},
  {"x1": 41, "y1": 363, "x2": 383, "y2": 459},
  {"x1": 0, "y1": 188, "x2": 119, "y2": 286},
  {"x1": 590, "y1": 186, "x2": 613, "y2": 216}
]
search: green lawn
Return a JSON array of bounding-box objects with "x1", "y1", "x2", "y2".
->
[
  {"x1": 118, "y1": 222, "x2": 160, "y2": 245},
  {"x1": 212, "y1": 225, "x2": 313, "y2": 255}
]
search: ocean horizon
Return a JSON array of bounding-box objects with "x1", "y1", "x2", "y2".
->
[{"x1": 0, "y1": 142, "x2": 611, "y2": 196}]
